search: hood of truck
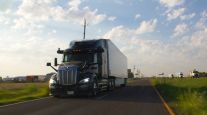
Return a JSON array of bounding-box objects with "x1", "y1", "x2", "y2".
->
[
  {"x1": 59, "y1": 61, "x2": 82, "y2": 67},
  {"x1": 58, "y1": 63, "x2": 80, "y2": 70}
]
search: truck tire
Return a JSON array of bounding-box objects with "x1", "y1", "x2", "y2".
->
[
  {"x1": 107, "y1": 79, "x2": 115, "y2": 91},
  {"x1": 107, "y1": 81, "x2": 111, "y2": 91},
  {"x1": 92, "y1": 82, "x2": 98, "y2": 96},
  {"x1": 88, "y1": 82, "x2": 98, "y2": 97},
  {"x1": 112, "y1": 78, "x2": 115, "y2": 88},
  {"x1": 51, "y1": 93, "x2": 61, "y2": 98},
  {"x1": 50, "y1": 90, "x2": 61, "y2": 98},
  {"x1": 53, "y1": 95, "x2": 60, "y2": 98}
]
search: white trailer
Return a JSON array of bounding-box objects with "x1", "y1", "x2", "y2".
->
[{"x1": 107, "y1": 40, "x2": 127, "y2": 86}]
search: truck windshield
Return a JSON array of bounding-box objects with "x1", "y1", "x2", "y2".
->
[{"x1": 63, "y1": 53, "x2": 94, "y2": 63}]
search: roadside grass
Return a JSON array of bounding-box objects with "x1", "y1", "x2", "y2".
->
[
  {"x1": 127, "y1": 78, "x2": 140, "y2": 84},
  {"x1": 151, "y1": 78, "x2": 207, "y2": 115},
  {"x1": 0, "y1": 83, "x2": 49, "y2": 105}
]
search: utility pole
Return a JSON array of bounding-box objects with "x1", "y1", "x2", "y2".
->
[
  {"x1": 133, "y1": 65, "x2": 136, "y2": 78},
  {"x1": 83, "y1": 18, "x2": 86, "y2": 40},
  {"x1": 136, "y1": 69, "x2": 140, "y2": 78}
]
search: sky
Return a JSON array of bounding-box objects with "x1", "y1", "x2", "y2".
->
[{"x1": 0, "y1": 0, "x2": 207, "y2": 77}]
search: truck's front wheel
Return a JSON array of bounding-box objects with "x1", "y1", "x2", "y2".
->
[
  {"x1": 107, "y1": 78, "x2": 115, "y2": 91},
  {"x1": 89, "y1": 82, "x2": 98, "y2": 96},
  {"x1": 92, "y1": 82, "x2": 98, "y2": 96},
  {"x1": 53, "y1": 94, "x2": 61, "y2": 98}
]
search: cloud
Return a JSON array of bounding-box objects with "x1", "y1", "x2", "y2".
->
[
  {"x1": 103, "y1": 25, "x2": 134, "y2": 47},
  {"x1": 14, "y1": 0, "x2": 108, "y2": 30},
  {"x1": 0, "y1": 0, "x2": 13, "y2": 11},
  {"x1": 159, "y1": 0, "x2": 184, "y2": 8},
  {"x1": 190, "y1": 28, "x2": 207, "y2": 49},
  {"x1": 201, "y1": 10, "x2": 207, "y2": 19},
  {"x1": 0, "y1": 34, "x2": 67, "y2": 76},
  {"x1": 195, "y1": 11, "x2": 207, "y2": 30},
  {"x1": 16, "y1": 0, "x2": 55, "y2": 22},
  {"x1": 167, "y1": 8, "x2": 185, "y2": 20},
  {"x1": 136, "y1": 19, "x2": 157, "y2": 34},
  {"x1": 0, "y1": 9, "x2": 12, "y2": 25},
  {"x1": 201, "y1": 10, "x2": 207, "y2": 22},
  {"x1": 180, "y1": 13, "x2": 196, "y2": 20},
  {"x1": 114, "y1": 0, "x2": 124, "y2": 5},
  {"x1": 159, "y1": 0, "x2": 186, "y2": 21},
  {"x1": 135, "y1": 14, "x2": 141, "y2": 19},
  {"x1": 173, "y1": 23, "x2": 188, "y2": 37},
  {"x1": 108, "y1": 16, "x2": 116, "y2": 21},
  {"x1": 68, "y1": 0, "x2": 81, "y2": 10},
  {"x1": 195, "y1": 20, "x2": 206, "y2": 30},
  {"x1": 104, "y1": 19, "x2": 158, "y2": 40}
]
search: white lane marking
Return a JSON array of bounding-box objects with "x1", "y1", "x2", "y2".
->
[
  {"x1": 96, "y1": 94, "x2": 109, "y2": 100},
  {"x1": 0, "y1": 96, "x2": 52, "y2": 108}
]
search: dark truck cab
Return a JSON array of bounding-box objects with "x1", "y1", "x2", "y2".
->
[{"x1": 47, "y1": 39, "x2": 127, "y2": 97}]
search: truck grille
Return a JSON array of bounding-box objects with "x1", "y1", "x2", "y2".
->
[{"x1": 58, "y1": 67, "x2": 77, "y2": 85}]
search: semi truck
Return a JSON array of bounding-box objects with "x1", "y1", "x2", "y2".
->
[{"x1": 46, "y1": 39, "x2": 127, "y2": 97}]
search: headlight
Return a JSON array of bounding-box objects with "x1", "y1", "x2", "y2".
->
[
  {"x1": 79, "y1": 78, "x2": 90, "y2": 83},
  {"x1": 49, "y1": 74, "x2": 57, "y2": 84},
  {"x1": 49, "y1": 78, "x2": 57, "y2": 89},
  {"x1": 49, "y1": 74, "x2": 57, "y2": 89},
  {"x1": 49, "y1": 78, "x2": 57, "y2": 84}
]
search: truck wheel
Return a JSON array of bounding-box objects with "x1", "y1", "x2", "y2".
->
[
  {"x1": 107, "y1": 79, "x2": 114, "y2": 91},
  {"x1": 107, "y1": 82, "x2": 110, "y2": 91},
  {"x1": 52, "y1": 94, "x2": 61, "y2": 98},
  {"x1": 88, "y1": 82, "x2": 98, "y2": 97},
  {"x1": 92, "y1": 82, "x2": 98, "y2": 96},
  {"x1": 50, "y1": 90, "x2": 61, "y2": 98}
]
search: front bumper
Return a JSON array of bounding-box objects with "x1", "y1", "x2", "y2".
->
[{"x1": 50, "y1": 83, "x2": 92, "y2": 96}]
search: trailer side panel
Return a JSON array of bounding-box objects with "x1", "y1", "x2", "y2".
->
[{"x1": 107, "y1": 40, "x2": 127, "y2": 78}]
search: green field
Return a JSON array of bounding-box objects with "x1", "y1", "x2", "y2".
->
[
  {"x1": 152, "y1": 78, "x2": 207, "y2": 115},
  {"x1": 0, "y1": 83, "x2": 49, "y2": 105}
]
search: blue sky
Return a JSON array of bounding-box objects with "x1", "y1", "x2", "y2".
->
[{"x1": 0, "y1": 0, "x2": 207, "y2": 77}]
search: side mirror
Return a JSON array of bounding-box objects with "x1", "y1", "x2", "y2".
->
[
  {"x1": 46, "y1": 62, "x2": 51, "y2": 66},
  {"x1": 46, "y1": 62, "x2": 57, "y2": 72},
  {"x1": 54, "y1": 58, "x2": 58, "y2": 66},
  {"x1": 57, "y1": 48, "x2": 64, "y2": 54}
]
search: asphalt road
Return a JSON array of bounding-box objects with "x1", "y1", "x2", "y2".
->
[{"x1": 0, "y1": 79, "x2": 169, "y2": 115}]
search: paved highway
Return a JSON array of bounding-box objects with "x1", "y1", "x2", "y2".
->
[{"x1": 0, "y1": 79, "x2": 169, "y2": 115}]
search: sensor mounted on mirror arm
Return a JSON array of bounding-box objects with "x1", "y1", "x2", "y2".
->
[
  {"x1": 46, "y1": 57, "x2": 59, "y2": 72},
  {"x1": 57, "y1": 48, "x2": 64, "y2": 54}
]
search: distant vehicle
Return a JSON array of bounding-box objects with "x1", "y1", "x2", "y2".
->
[
  {"x1": 169, "y1": 74, "x2": 174, "y2": 78},
  {"x1": 159, "y1": 73, "x2": 164, "y2": 76},
  {"x1": 2, "y1": 76, "x2": 14, "y2": 82},
  {"x1": 13, "y1": 76, "x2": 26, "y2": 82},
  {"x1": 178, "y1": 72, "x2": 184, "y2": 78},
  {"x1": 190, "y1": 69, "x2": 199, "y2": 78},
  {"x1": 46, "y1": 39, "x2": 127, "y2": 97},
  {"x1": 26, "y1": 76, "x2": 38, "y2": 82}
]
